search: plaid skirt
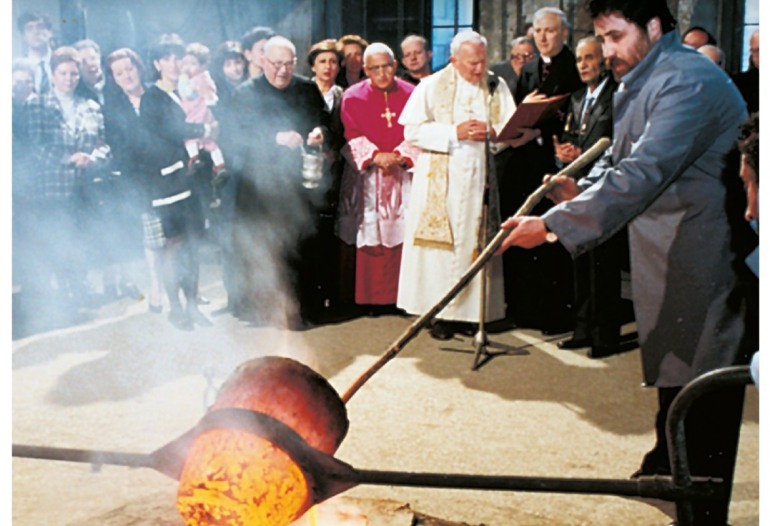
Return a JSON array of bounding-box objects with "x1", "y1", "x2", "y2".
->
[{"x1": 141, "y1": 211, "x2": 165, "y2": 249}]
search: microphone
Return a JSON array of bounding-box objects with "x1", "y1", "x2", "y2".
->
[{"x1": 487, "y1": 75, "x2": 499, "y2": 96}]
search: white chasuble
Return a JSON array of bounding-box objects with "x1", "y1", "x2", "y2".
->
[{"x1": 396, "y1": 67, "x2": 515, "y2": 322}]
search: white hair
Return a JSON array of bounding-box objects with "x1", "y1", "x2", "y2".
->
[
  {"x1": 533, "y1": 7, "x2": 569, "y2": 32},
  {"x1": 577, "y1": 35, "x2": 603, "y2": 54},
  {"x1": 699, "y1": 44, "x2": 724, "y2": 67},
  {"x1": 363, "y1": 42, "x2": 395, "y2": 62},
  {"x1": 263, "y1": 35, "x2": 296, "y2": 57},
  {"x1": 450, "y1": 30, "x2": 487, "y2": 56}
]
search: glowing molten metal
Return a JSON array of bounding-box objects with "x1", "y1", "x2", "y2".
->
[{"x1": 176, "y1": 357, "x2": 349, "y2": 526}]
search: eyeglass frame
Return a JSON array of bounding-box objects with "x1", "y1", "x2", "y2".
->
[
  {"x1": 511, "y1": 53, "x2": 535, "y2": 61},
  {"x1": 264, "y1": 57, "x2": 297, "y2": 71},
  {"x1": 365, "y1": 62, "x2": 395, "y2": 75}
]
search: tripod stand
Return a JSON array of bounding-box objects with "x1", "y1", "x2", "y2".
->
[{"x1": 468, "y1": 76, "x2": 520, "y2": 370}]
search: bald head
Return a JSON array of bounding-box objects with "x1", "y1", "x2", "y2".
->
[
  {"x1": 749, "y1": 30, "x2": 759, "y2": 69},
  {"x1": 698, "y1": 44, "x2": 724, "y2": 69}
]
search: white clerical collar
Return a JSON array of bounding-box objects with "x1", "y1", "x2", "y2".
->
[{"x1": 542, "y1": 55, "x2": 553, "y2": 64}]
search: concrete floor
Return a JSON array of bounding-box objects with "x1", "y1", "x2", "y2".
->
[{"x1": 11, "y1": 258, "x2": 759, "y2": 525}]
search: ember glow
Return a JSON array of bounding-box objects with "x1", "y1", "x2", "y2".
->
[{"x1": 177, "y1": 430, "x2": 310, "y2": 525}]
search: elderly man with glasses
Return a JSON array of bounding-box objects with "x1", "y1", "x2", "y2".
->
[
  {"x1": 491, "y1": 36, "x2": 537, "y2": 96},
  {"x1": 223, "y1": 35, "x2": 329, "y2": 329}
]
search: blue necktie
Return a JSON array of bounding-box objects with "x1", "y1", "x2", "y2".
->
[{"x1": 39, "y1": 61, "x2": 50, "y2": 94}]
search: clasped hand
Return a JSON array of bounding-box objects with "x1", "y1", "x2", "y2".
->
[
  {"x1": 373, "y1": 152, "x2": 406, "y2": 175},
  {"x1": 457, "y1": 119, "x2": 492, "y2": 142}
]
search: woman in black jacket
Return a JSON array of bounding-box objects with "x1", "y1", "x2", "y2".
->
[
  {"x1": 138, "y1": 33, "x2": 213, "y2": 330},
  {"x1": 103, "y1": 47, "x2": 165, "y2": 312}
]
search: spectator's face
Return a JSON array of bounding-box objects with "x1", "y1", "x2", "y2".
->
[
  {"x1": 533, "y1": 13, "x2": 566, "y2": 58},
  {"x1": 245, "y1": 38, "x2": 268, "y2": 75},
  {"x1": 683, "y1": 29, "x2": 709, "y2": 49},
  {"x1": 311, "y1": 51, "x2": 340, "y2": 84},
  {"x1": 740, "y1": 154, "x2": 759, "y2": 222},
  {"x1": 262, "y1": 45, "x2": 295, "y2": 90},
  {"x1": 110, "y1": 56, "x2": 142, "y2": 95},
  {"x1": 576, "y1": 40, "x2": 604, "y2": 85},
  {"x1": 154, "y1": 53, "x2": 181, "y2": 85},
  {"x1": 23, "y1": 19, "x2": 52, "y2": 52},
  {"x1": 364, "y1": 52, "x2": 396, "y2": 91},
  {"x1": 509, "y1": 41, "x2": 536, "y2": 75},
  {"x1": 342, "y1": 43, "x2": 364, "y2": 75},
  {"x1": 78, "y1": 46, "x2": 103, "y2": 86},
  {"x1": 401, "y1": 39, "x2": 431, "y2": 74},
  {"x1": 222, "y1": 57, "x2": 245, "y2": 84},
  {"x1": 12, "y1": 69, "x2": 35, "y2": 102},
  {"x1": 52, "y1": 60, "x2": 80, "y2": 95},
  {"x1": 594, "y1": 13, "x2": 655, "y2": 80},
  {"x1": 451, "y1": 41, "x2": 487, "y2": 84},
  {"x1": 750, "y1": 31, "x2": 759, "y2": 68},
  {"x1": 181, "y1": 53, "x2": 203, "y2": 78}
]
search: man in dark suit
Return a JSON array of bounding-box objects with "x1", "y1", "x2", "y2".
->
[
  {"x1": 552, "y1": 36, "x2": 629, "y2": 358},
  {"x1": 501, "y1": 7, "x2": 582, "y2": 334},
  {"x1": 490, "y1": 36, "x2": 537, "y2": 96},
  {"x1": 227, "y1": 36, "x2": 328, "y2": 329},
  {"x1": 732, "y1": 28, "x2": 759, "y2": 114}
]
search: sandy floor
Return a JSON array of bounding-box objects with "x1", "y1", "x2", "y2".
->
[{"x1": 11, "y1": 259, "x2": 759, "y2": 525}]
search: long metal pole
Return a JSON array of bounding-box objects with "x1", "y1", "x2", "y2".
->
[{"x1": 11, "y1": 443, "x2": 721, "y2": 503}]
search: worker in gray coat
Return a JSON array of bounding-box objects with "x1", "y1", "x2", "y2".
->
[{"x1": 498, "y1": 1, "x2": 751, "y2": 524}]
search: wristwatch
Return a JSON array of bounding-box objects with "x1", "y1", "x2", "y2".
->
[{"x1": 544, "y1": 225, "x2": 558, "y2": 244}]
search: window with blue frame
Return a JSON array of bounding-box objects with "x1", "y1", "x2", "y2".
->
[
  {"x1": 741, "y1": 0, "x2": 758, "y2": 71},
  {"x1": 431, "y1": 0, "x2": 475, "y2": 71}
]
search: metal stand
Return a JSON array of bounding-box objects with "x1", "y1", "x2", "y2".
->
[{"x1": 469, "y1": 78, "x2": 519, "y2": 371}]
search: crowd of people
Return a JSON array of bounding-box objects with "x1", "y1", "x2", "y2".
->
[
  {"x1": 11, "y1": 1, "x2": 760, "y2": 524},
  {"x1": 11, "y1": 5, "x2": 758, "y2": 339}
]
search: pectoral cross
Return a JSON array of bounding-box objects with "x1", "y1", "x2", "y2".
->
[{"x1": 381, "y1": 92, "x2": 396, "y2": 128}]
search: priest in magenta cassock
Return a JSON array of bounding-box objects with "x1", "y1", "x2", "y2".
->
[
  {"x1": 336, "y1": 43, "x2": 421, "y2": 310},
  {"x1": 396, "y1": 30, "x2": 518, "y2": 340}
]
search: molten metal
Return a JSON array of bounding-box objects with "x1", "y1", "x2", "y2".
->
[
  {"x1": 176, "y1": 357, "x2": 349, "y2": 526},
  {"x1": 177, "y1": 431, "x2": 309, "y2": 525}
]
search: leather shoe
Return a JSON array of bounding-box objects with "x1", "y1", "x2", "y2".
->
[
  {"x1": 630, "y1": 449, "x2": 670, "y2": 479},
  {"x1": 541, "y1": 325, "x2": 572, "y2": 336},
  {"x1": 429, "y1": 321, "x2": 455, "y2": 340},
  {"x1": 188, "y1": 308, "x2": 213, "y2": 327},
  {"x1": 588, "y1": 345, "x2": 622, "y2": 359},
  {"x1": 558, "y1": 337, "x2": 590, "y2": 350},
  {"x1": 168, "y1": 309, "x2": 193, "y2": 331}
]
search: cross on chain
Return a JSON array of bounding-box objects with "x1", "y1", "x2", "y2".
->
[
  {"x1": 381, "y1": 91, "x2": 397, "y2": 128},
  {"x1": 381, "y1": 106, "x2": 396, "y2": 128}
]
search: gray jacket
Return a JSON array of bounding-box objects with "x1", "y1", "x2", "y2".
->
[{"x1": 543, "y1": 31, "x2": 748, "y2": 387}]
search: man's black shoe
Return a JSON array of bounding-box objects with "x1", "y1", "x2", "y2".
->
[
  {"x1": 429, "y1": 321, "x2": 455, "y2": 340},
  {"x1": 630, "y1": 449, "x2": 671, "y2": 479},
  {"x1": 587, "y1": 345, "x2": 622, "y2": 359},
  {"x1": 541, "y1": 325, "x2": 572, "y2": 336},
  {"x1": 558, "y1": 337, "x2": 590, "y2": 350}
]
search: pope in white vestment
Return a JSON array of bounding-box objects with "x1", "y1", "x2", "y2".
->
[{"x1": 397, "y1": 31, "x2": 515, "y2": 324}]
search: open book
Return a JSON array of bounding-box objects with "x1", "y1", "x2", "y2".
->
[{"x1": 497, "y1": 93, "x2": 570, "y2": 141}]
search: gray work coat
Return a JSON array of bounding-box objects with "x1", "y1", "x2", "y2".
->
[{"x1": 543, "y1": 31, "x2": 748, "y2": 387}]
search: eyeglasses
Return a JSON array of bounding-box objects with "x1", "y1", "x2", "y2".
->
[
  {"x1": 265, "y1": 58, "x2": 296, "y2": 71},
  {"x1": 366, "y1": 63, "x2": 394, "y2": 74},
  {"x1": 511, "y1": 53, "x2": 535, "y2": 61}
]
